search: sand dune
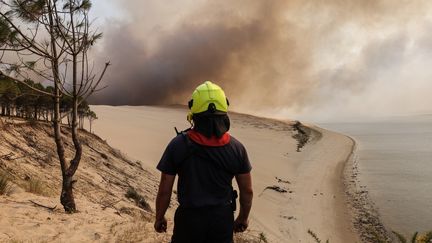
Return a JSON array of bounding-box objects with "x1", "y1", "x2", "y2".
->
[
  {"x1": 90, "y1": 105, "x2": 360, "y2": 243},
  {"x1": 0, "y1": 120, "x2": 170, "y2": 242},
  {"x1": 0, "y1": 106, "x2": 360, "y2": 242}
]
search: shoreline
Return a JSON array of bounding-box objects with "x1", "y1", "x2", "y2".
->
[
  {"x1": 281, "y1": 124, "x2": 360, "y2": 243},
  {"x1": 343, "y1": 136, "x2": 392, "y2": 242}
]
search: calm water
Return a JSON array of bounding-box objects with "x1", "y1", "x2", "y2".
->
[{"x1": 320, "y1": 115, "x2": 432, "y2": 235}]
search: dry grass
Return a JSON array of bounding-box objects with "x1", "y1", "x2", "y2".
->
[
  {"x1": 26, "y1": 178, "x2": 48, "y2": 196},
  {"x1": 8, "y1": 240, "x2": 24, "y2": 243},
  {"x1": 118, "y1": 206, "x2": 153, "y2": 222},
  {"x1": 115, "y1": 222, "x2": 148, "y2": 243},
  {"x1": 125, "y1": 187, "x2": 152, "y2": 212},
  {"x1": 234, "y1": 231, "x2": 268, "y2": 243},
  {"x1": 0, "y1": 172, "x2": 14, "y2": 196},
  {"x1": 7, "y1": 240, "x2": 48, "y2": 243}
]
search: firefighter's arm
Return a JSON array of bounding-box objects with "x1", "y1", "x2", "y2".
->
[
  {"x1": 234, "y1": 172, "x2": 253, "y2": 232},
  {"x1": 155, "y1": 173, "x2": 175, "y2": 233}
]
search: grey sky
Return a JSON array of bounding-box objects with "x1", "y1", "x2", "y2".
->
[{"x1": 90, "y1": 1, "x2": 432, "y2": 122}]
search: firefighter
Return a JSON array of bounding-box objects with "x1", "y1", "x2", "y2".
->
[{"x1": 155, "y1": 81, "x2": 253, "y2": 243}]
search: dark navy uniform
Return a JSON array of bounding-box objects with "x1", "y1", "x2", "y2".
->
[{"x1": 157, "y1": 130, "x2": 252, "y2": 243}]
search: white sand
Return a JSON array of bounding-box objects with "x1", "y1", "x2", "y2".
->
[{"x1": 89, "y1": 105, "x2": 360, "y2": 243}]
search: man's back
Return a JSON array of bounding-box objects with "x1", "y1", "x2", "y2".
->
[
  {"x1": 154, "y1": 81, "x2": 253, "y2": 243},
  {"x1": 157, "y1": 133, "x2": 251, "y2": 208}
]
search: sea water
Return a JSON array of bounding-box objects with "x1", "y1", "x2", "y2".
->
[{"x1": 319, "y1": 115, "x2": 432, "y2": 235}]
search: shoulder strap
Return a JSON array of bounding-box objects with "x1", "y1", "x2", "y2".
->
[{"x1": 177, "y1": 131, "x2": 201, "y2": 169}]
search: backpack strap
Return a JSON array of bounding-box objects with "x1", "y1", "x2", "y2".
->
[{"x1": 177, "y1": 130, "x2": 201, "y2": 170}]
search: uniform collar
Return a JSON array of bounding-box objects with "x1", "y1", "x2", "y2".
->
[{"x1": 187, "y1": 129, "x2": 230, "y2": 147}]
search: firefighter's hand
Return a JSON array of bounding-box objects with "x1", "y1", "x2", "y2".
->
[
  {"x1": 154, "y1": 217, "x2": 167, "y2": 233},
  {"x1": 234, "y1": 217, "x2": 249, "y2": 232}
]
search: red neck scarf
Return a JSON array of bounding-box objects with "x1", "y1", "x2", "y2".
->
[{"x1": 187, "y1": 129, "x2": 230, "y2": 147}]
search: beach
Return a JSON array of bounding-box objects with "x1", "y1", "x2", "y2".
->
[
  {"x1": 322, "y1": 117, "x2": 432, "y2": 237},
  {"x1": 90, "y1": 105, "x2": 360, "y2": 242}
]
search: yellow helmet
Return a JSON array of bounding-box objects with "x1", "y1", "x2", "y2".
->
[{"x1": 187, "y1": 81, "x2": 229, "y2": 121}]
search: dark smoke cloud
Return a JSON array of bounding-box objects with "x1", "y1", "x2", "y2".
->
[
  {"x1": 91, "y1": 0, "x2": 432, "y2": 118},
  {"x1": 92, "y1": 1, "x2": 308, "y2": 107}
]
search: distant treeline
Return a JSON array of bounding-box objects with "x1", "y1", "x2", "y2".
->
[{"x1": 0, "y1": 77, "x2": 97, "y2": 130}]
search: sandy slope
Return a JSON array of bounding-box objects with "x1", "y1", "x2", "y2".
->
[
  {"x1": 0, "y1": 121, "x2": 170, "y2": 243},
  {"x1": 89, "y1": 106, "x2": 360, "y2": 243}
]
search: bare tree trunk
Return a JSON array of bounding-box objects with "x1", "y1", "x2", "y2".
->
[
  {"x1": 44, "y1": 1, "x2": 75, "y2": 213},
  {"x1": 61, "y1": 54, "x2": 83, "y2": 213},
  {"x1": 6, "y1": 104, "x2": 10, "y2": 116},
  {"x1": 60, "y1": 2, "x2": 83, "y2": 211},
  {"x1": 34, "y1": 104, "x2": 38, "y2": 120},
  {"x1": 54, "y1": 94, "x2": 72, "y2": 211},
  {"x1": 80, "y1": 116, "x2": 84, "y2": 129},
  {"x1": 59, "y1": 111, "x2": 81, "y2": 213}
]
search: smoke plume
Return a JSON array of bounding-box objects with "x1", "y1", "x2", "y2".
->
[{"x1": 91, "y1": 0, "x2": 432, "y2": 120}]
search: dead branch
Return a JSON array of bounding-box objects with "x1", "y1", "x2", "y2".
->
[
  {"x1": 101, "y1": 199, "x2": 122, "y2": 210},
  {"x1": 29, "y1": 200, "x2": 57, "y2": 211},
  {"x1": 0, "y1": 152, "x2": 14, "y2": 160},
  {"x1": 85, "y1": 143, "x2": 108, "y2": 159},
  {"x1": 263, "y1": 185, "x2": 288, "y2": 193}
]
